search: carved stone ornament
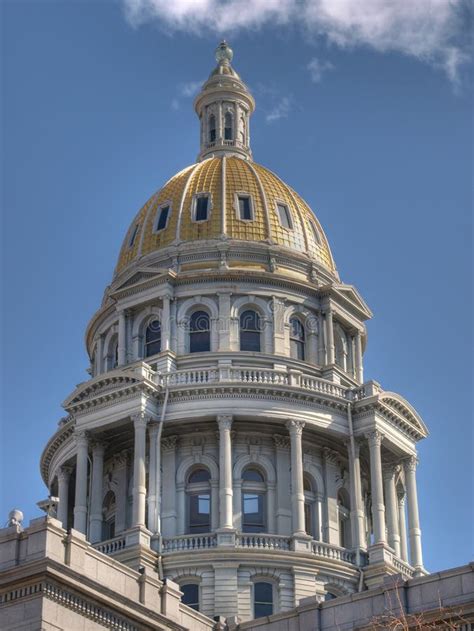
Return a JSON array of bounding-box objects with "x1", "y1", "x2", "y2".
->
[
  {"x1": 365, "y1": 429, "x2": 384, "y2": 447},
  {"x1": 286, "y1": 419, "x2": 305, "y2": 435},
  {"x1": 131, "y1": 411, "x2": 150, "y2": 427},
  {"x1": 273, "y1": 434, "x2": 290, "y2": 450},
  {"x1": 403, "y1": 455, "x2": 418, "y2": 472},
  {"x1": 57, "y1": 465, "x2": 73, "y2": 482},
  {"x1": 322, "y1": 446, "x2": 340, "y2": 465},
  {"x1": 217, "y1": 414, "x2": 233, "y2": 431},
  {"x1": 162, "y1": 435, "x2": 179, "y2": 451},
  {"x1": 74, "y1": 430, "x2": 89, "y2": 448}
]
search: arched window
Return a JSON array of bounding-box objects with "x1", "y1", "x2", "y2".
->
[
  {"x1": 254, "y1": 582, "x2": 273, "y2": 618},
  {"x1": 209, "y1": 114, "x2": 216, "y2": 143},
  {"x1": 303, "y1": 475, "x2": 315, "y2": 537},
  {"x1": 102, "y1": 491, "x2": 116, "y2": 540},
  {"x1": 189, "y1": 311, "x2": 210, "y2": 353},
  {"x1": 308, "y1": 220, "x2": 322, "y2": 246},
  {"x1": 224, "y1": 112, "x2": 233, "y2": 140},
  {"x1": 105, "y1": 335, "x2": 119, "y2": 371},
  {"x1": 181, "y1": 584, "x2": 199, "y2": 611},
  {"x1": 187, "y1": 468, "x2": 211, "y2": 533},
  {"x1": 337, "y1": 489, "x2": 351, "y2": 548},
  {"x1": 242, "y1": 468, "x2": 266, "y2": 533},
  {"x1": 144, "y1": 320, "x2": 161, "y2": 357},
  {"x1": 290, "y1": 317, "x2": 305, "y2": 360},
  {"x1": 240, "y1": 310, "x2": 262, "y2": 352}
]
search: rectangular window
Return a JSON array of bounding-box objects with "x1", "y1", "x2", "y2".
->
[
  {"x1": 243, "y1": 493, "x2": 265, "y2": 532},
  {"x1": 238, "y1": 195, "x2": 252, "y2": 220},
  {"x1": 276, "y1": 203, "x2": 293, "y2": 229},
  {"x1": 195, "y1": 196, "x2": 209, "y2": 221},
  {"x1": 189, "y1": 493, "x2": 210, "y2": 533},
  {"x1": 129, "y1": 224, "x2": 139, "y2": 247},
  {"x1": 155, "y1": 205, "x2": 170, "y2": 231}
]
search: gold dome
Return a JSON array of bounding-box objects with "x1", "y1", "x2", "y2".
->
[{"x1": 115, "y1": 156, "x2": 336, "y2": 277}]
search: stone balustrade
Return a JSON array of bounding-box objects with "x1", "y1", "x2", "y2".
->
[
  {"x1": 93, "y1": 535, "x2": 126, "y2": 555},
  {"x1": 236, "y1": 534, "x2": 291, "y2": 551},
  {"x1": 311, "y1": 540, "x2": 356, "y2": 563},
  {"x1": 161, "y1": 533, "x2": 218, "y2": 552}
]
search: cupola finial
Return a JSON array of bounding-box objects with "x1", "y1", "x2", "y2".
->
[{"x1": 194, "y1": 43, "x2": 256, "y2": 162}]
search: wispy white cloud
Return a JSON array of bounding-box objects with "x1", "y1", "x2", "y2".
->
[
  {"x1": 171, "y1": 79, "x2": 205, "y2": 111},
  {"x1": 123, "y1": 0, "x2": 471, "y2": 85},
  {"x1": 307, "y1": 57, "x2": 334, "y2": 83},
  {"x1": 266, "y1": 96, "x2": 292, "y2": 123}
]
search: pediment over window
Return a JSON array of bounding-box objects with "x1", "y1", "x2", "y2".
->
[
  {"x1": 377, "y1": 392, "x2": 429, "y2": 439},
  {"x1": 331, "y1": 284, "x2": 373, "y2": 320}
]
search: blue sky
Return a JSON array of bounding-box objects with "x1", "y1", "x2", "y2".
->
[{"x1": 1, "y1": 1, "x2": 472, "y2": 570}]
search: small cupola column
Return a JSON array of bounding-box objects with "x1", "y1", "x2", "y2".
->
[{"x1": 194, "y1": 41, "x2": 255, "y2": 162}]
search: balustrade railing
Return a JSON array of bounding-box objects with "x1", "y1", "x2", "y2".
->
[
  {"x1": 311, "y1": 540, "x2": 355, "y2": 563},
  {"x1": 161, "y1": 533, "x2": 217, "y2": 553},
  {"x1": 236, "y1": 534, "x2": 291, "y2": 550},
  {"x1": 391, "y1": 555, "x2": 415, "y2": 578},
  {"x1": 152, "y1": 365, "x2": 373, "y2": 402},
  {"x1": 93, "y1": 536, "x2": 126, "y2": 555}
]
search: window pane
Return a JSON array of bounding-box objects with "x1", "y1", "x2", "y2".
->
[
  {"x1": 189, "y1": 311, "x2": 211, "y2": 353},
  {"x1": 277, "y1": 203, "x2": 292, "y2": 229},
  {"x1": 243, "y1": 494, "x2": 260, "y2": 514},
  {"x1": 189, "y1": 493, "x2": 210, "y2": 533},
  {"x1": 304, "y1": 503, "x2": 312, "y2": 535},
  {"x1": 240, "y1": 310, "x2": 261, "y2": 352},
  {"x1": 225, "y1": 113, "x2": 232, "y2": 140},
  {"x1": 240, "y1": 330, "x2": 261, "y2": 352},
  {"x1": 238, "y1": 196, "x2": 252, "y2": 220},
  {"x1": 195, "y1": 196, "x2": 209, "y2": 221},
  {"x1": 188, "y1": 468, "x2": 211, "y2": 484},
  {"x1": 181, "y1": 584, "x2": 199, "y2": 611},
  {"x1": 145, "y1": 320, "x2": 161, "y2": 357},
  {"x1": 243, "y1": 493, "x2": 264, "y2": 532},
  {"x1": 129, "y1": 224, "x2": 139, "y2": 247},
  {"x1": 156, "y1": 206, "x2": 169, "y2": 231},
  {"x1": 242, "y1": 468, "x2": 264, "y2": 483},
  {"x1": 254, "y1": 582, "x2": 273, "y2": 619},
  {"x1": 309, "y1": 221, "x2": 321, "y2": 245}
]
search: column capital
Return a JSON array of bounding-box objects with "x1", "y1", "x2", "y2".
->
[
  {"x1": 322, "y1": 446, "x2": 339, "y2": 465},
  {"x1": 74, "y1": 430, "x2": 89, "y2": 448},
  {"x1": 57, "y1": 465, "x2": 73, "y2": 482},
  {"x1": 132, "y1": 412, "x2": 151, "y2": 428},
  {"x1": 273, "y1": 434, "x2": 290, "y2": 450},
  {"x1": 366, "y1": 429, "x2": 385, "y2": 447},
  {"x1": 91, "y1": 440, "x2": 107, "y2": 456},
  {"x1": 382, "y1": 463, "x2": 400, "y2": 481},
  {"x1": 403, "y1": 455, "x2": 418, "y2": 472},
  {"x1": 217, "y1": 414, "x2": 233, "y2": 431},
  {"x1": 286, "y1": 419, "x2": 305, "y2": 436}
]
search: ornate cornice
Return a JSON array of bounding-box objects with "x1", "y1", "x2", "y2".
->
[{"x1": 273, "y1": 434, "x2": 290, "y2": 450}]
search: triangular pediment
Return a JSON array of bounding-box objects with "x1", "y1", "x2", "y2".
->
[
  {"x1": 332, "y1": 284, "x2": 373, "y2": 319},
  {"x1": 112, "y1": 266, "x2": 176, "y2": 293}
]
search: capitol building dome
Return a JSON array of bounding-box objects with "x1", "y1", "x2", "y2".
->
[{"x1": 37, "y1": 41, "x2": 429, "y2": 626}]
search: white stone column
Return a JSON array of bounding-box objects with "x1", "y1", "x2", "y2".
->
[
  {"x1": 307, "y1": 330, "x2": 318, "y2": 365},
  {"x1": 347, "y1": 439, "x2": 366, "y2": 550},
  {"x1": 217, "y1": 292, "x2": 232, "y2": 351},
  {"x1": 272, "y1": 296, "x2": 285, "y2": 355},
  {"x1": 131, "y1": 412, "x2": 149, "y2": 527},
  {"x1": 89, "y1": 442, "x2": 105, "y2": 543},
  {"x1": 286, "y1": 420, "x2": 306, "y2": 536},
  {"x1": 170, "y1": 298, "x2": 177, "y2": 353},
  {"x1": 73, "y1": 431, "x2": 89, "y2": 535},
  {"x1": 95, "y1": 335, "x2": 104, "y2": 376},
  {"x1": 354, "y1": 331, "x2": 363, "y2": 383},
  {"x1": 404, "y1": 456, "x2": 424, "y2": 571},
  {"x1": 57, "y1": 466, "x2": 72, "y2": 529},
  {"x1": 117, "y1": 310, "x2": 127, "y2": 366},
  {"x1": 217, "y1": 415, "x2": 234, "y2": 530},
  {"x1": 398, "y1": 492, "x2": 408, "y2": 562},
  {"x1": 217, "y1": 101, "x2": 223, "y2": 143},
  {"x1": 366, "y1": 430, "x2": 386, "y2": 544},
  {"x1": 325, "y1": 309, "x2": 335, "y2": 365},
  {"x1": 383, "y1": 465, "x2": 401, "y2": 557},
  {"x1": 315, "y1": 493, "x2": 323, "y2": 541},
  {"x1": 317, "y1": 311, "x2": 326, "y2": 365},
  {"x1": 162, "y1": 294, "x2": 171, "y2": 352},
  {"x1": 113, "y1": 451, "x2": 129, "y2": 534},
  {"x1": 176, "y1": 482, "x2": 185, "y2": 535},
  {"x1": 147, "y1": 423, "x2": 159, "y2": 534}
]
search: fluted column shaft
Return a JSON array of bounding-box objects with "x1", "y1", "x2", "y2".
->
[
  {"x1": 347, "y1": 439, "x2": 366, "y2": 550},
  {"x1": 398, "y1": 493, "x2": 408, "y2": 562},
  {"x1": 287, "y1": 420, "x2": 306, "y2": 536},
  {"x1": 89, "y1": 442, "x2": 105, "y2": 543},
  {"x1": 325, "y1": 310, "x2": 335, "y2": 365},
  {"x1": 162, "y1": 295, "x2": 171, "y2": 352},
  {"x1": 73, "y1": 431, "x2": 89, "y2": 534},
  {"x1": 57, "y1": 466, "x2": 72, "y2": 529},
  {"x1": 383, "y1": 466, "x2": 401, "y2": 556},
  {"x1": 218, "y1": 415, "x2": 233, "y2": 530},
  {"x1": 132, "y1": 413, "x2": 149, "y2": 527},
  {"x1": 404, "y1": 456, "x2": 423, "y2": 570},
  {"x1": 367, "y1": 430, "x2": 386, "y2": 544}
]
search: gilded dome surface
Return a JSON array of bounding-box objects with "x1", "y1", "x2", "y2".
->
[{"x1": 115, "y1": 156, "x2": 336, "y2": 277}]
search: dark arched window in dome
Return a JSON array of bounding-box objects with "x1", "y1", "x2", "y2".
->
[
  {"x1": 224, "y1": 112, "x2": 233, "y2": 140},
  {"x1": 189, "y1": 311, "x2": 210, "y2": 353},
  {"x1": 242, "y1": 467, "x2": 266, "y2": 533},
  {"x1": 186, "y1": 466, "x2": 211, "y2": 534},
  {"x1": 145, "y1": 320, "x2": 161, "y2": 357},
  {"x1": 290, "y1": 317, "x2": 305, "y2": 361},
  {"x1": 209, "y1": 114, "x2": 216, "y2": 143},
  {"x1": 242, "y1": 468, "x2": 264, "y2": 483},
  {"x1": 240, "y1": 310, "x2": 261, "y2": 352}
]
